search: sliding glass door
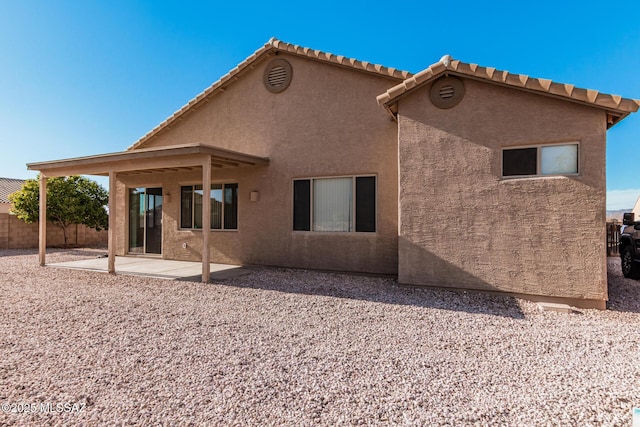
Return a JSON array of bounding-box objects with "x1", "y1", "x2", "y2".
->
[{"x1": 128, "y1": 187, "x2": 162, "y2": 254}]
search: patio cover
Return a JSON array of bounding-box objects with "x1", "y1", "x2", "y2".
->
[{"x1": 27, "y1": 143, "x2": 270, "y2": 282}]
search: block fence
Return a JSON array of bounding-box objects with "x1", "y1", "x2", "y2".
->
[{"x1": 0, "y1": 213, "x2": 107, "y2": 249}]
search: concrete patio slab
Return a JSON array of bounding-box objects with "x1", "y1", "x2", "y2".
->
[{"x1": 48, "y1": 256, "x2": 251, "y2": 281}]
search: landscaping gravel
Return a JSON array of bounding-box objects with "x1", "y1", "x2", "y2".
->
[{"x1": 1, "y1": 248, "x2": 639, "y2": 426}]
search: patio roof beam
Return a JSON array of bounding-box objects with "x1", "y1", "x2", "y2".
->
[
  {"x1": 108, "y1": 171, "x2": 117, "y2": 274},
  {"x1": 206, "y1": 159, "x2": 241, "y2": 167},
  {"x1": 38, "y1": 174, "x2": 47, "y2": 266},
  {"x1": 202, "y1": 156, "x2": 211, "y2": 283}
]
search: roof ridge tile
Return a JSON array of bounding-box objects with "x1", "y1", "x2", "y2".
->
[
  {"x1": 564, "y1": 83, "x2": 575, "y2": 96},
  {"x1": 538, "y1": 78, "x2": 552, "y2": 90},
  {"x1": 586, "y1": 89, "x2": 599, "y2": 103},
  {"x1": 610, "y1": 94, "x2": 622, "y2": 106},
  {"x1": 518, "y1": 74, "x2": 529, "y2": 86}
]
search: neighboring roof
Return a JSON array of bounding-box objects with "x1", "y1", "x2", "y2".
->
[
  {"x1": 377, "y1": 55, "x2": 640, "y2": 127},
  {"x1": 0, "y1": 178, "x2": 25, "y2": 203},
  {"x1": 27, "y1": 143, "x2": 269, "y2": 177},
  {"x1": 129, "y1": 38, "x2": 412, "y2": 150}
]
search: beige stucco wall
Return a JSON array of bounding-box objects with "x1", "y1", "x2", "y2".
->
[
  {"x1": 0, "y1": 203, "x2": 10, "y2": 214},
  {"x1": 397, "y1": 77, "x2": 608, "y2": 302},
  {"x1": 115, "y1": 53, "x2": 400, "y2": 274}
]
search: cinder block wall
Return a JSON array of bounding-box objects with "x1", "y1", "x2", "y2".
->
[
  {"x1": 0, "y1": 213, "x2": 8, "y2": 249},
  {"x1": 0, "y1": 213, "x2": 107, "y2": 249}
]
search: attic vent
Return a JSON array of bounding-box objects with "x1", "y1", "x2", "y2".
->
[
  {"x1": 439, "y1": 85, "x2": 455, "y2": 99},
  {"x1": 263, "y1": 59, "x2": 292, "y2": 93},
  {"x1": 430, "y1": 76, "x2": 465, "y2": 109},
  {"x1": 268, "y1": 66, "x2": 287, "y2": 86}
]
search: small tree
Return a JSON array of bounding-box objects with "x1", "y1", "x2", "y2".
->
[{"x1": 9, "y1": 175, "x2": 108, "y2": 248}]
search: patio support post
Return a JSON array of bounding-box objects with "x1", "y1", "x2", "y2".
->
[
  {"x1": 108, "y1": 170, "x2": 117, "y2": 274},
  {"x1": 201, "y1": 156, "x2": 211, "y2": 282},
  {"x1": 38, "y1": 174, "x2": 47, "y2": 266}
]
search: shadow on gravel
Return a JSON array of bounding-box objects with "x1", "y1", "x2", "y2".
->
[
  {"x1": 606, "y1": 257, "x2": 640, "y2": 313},
  {"x1": 219, "y1": 268, "x2": 526, "y2": 319}
]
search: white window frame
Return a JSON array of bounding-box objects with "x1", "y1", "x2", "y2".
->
[
  {"x1": 502, "y1": 142, "x2": 580, "y2": 178},
  {"x1": 179, "y1": 182, "x2": 238, "y2": 231},
  {"x1": 292, "y1": 174, "x2": 377, "y2": 234}
]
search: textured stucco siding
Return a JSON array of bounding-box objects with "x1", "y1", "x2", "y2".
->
[
  {"x1": 397, "y1": 78, "x2": 607, "y2": 301},
  {"x1": 116, "y1": 54, "x2": 399, "y2": 274}
]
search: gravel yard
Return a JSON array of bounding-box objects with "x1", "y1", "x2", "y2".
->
[{"x1": 1, "y1": 249, "x2": 639, "y2": 426}]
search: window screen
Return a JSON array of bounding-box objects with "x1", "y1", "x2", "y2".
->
[
  {"x1": 293, "y1": 180, "x2": 311, "y2": 231},
  {"x1": 180, "y1": 186, "x2": 193, "y2": 229},
  {"x1": 503, "y1": 147, "x2": 537, "y2": 176},
  {"x1": 355, "y1": 176, "x2": 376, "y2": 232},
  {"x1": 224, "y1": 183, "x2": 238, "y2": 230}
]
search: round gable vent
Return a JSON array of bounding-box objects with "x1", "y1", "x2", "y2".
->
[
  {"x1": 430, "y1": 76, "x2": 464, "y2": 109},
  {"x1": 263, "y1": 58, "x2": 293, "y2": 93}
]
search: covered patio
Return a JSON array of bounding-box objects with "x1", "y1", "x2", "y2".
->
[{"x1": 27, "y1": 143, "x2": 269, "y2": 282}]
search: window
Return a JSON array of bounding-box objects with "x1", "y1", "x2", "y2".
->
[
  {"x1": 180, "y1": 183, "x2": 238, "y2": 230},
  {"x1": 293, "y1": 176, "x2": 376, "y2": 232},
  {"x1": 503, "y1": 143, "x2": 578, "y2": 177}
]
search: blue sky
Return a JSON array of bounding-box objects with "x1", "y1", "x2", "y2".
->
[{"x1": 1, "y1": 1, "x2": 638, "y2": 209}]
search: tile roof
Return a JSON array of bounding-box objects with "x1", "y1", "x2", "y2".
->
[
  {"x1": 377, "y1": 55, "x2": 640, "y2": 127},
  {"x1": 129, "y1": 38, "x2": 412, "y2": 150},
  {"x1": 0, "y1": 178, "x2": 25, "y2": 204}
]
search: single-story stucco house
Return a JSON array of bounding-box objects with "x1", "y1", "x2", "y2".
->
[{"x1": 28, "y1": 38, "x2": 639, "y2": 309}]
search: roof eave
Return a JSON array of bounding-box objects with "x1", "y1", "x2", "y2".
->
[
  {"x1": 27, "y1": 143, "x2": 270, "y2": 177},
  {"x1": 377, "y1": 65, "x2": 639, "y2": 128}
]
